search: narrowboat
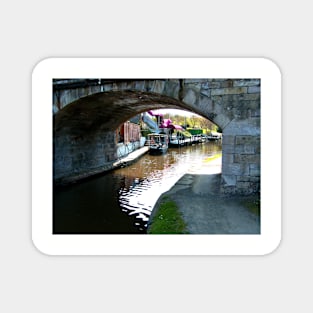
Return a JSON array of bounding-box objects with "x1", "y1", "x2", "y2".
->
[{"x1": 148, "y1": 133, "x2": 169, "y2": 155}]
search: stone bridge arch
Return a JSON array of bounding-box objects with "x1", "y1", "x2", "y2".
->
[{"x1": 53, "y1": 79, "x2": 260, "y2": 194}]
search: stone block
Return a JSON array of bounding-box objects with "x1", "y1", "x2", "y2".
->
[
  {"x1": 248, "y1": 86, "x2": 260, "y2": 93},
  {"x1": 220, "y1": 94, "x2": 239, "y2": 104},
  {"x1": 163, "y1": 80, "x2": 180, "y2": 99},
  {"x1": 213, "y1": 114, "x2": 231, "y2": 129},
  {"x1": 243, "y1": 144, "x2": 257, "y2": 154},
  {"x1": 103, "y1": 83, "x2": 113, "y2": 91},
  {"x1": 222, "y1": 174, "x2": 237, "y2": 186},
  {"x1": 220, "y1": 80, "x2": 233, "y2": 88},
  {"x1": 211, "y1": 95, "x2": 223, "y2": 106},
  {"x1": 152, "y1": 80, "x2": 165, "y2": 94},
  {"x1": 118, "y1": 82, "x2": 128, "y2": 90},
  {"x1": 184, "y1": 79, "x2": 206, "y2": 83},
  {"x1": 233, "y1": 79, "x2": 260, "y2": 87},
  {"x1": 222, "y1": 153, "x2": 234, "y2": 164},
  {"x1": 236, "y1": 135, "x2": 253, "y2": 145},
  {"x1": 236, "y1": 175, "x2": 250, "y2": 182},
  {"x1": 186, "y1": 82, "x2": 202, "y2": 91},
  {"x1": 236, "y1": 181, "x2": 252, "y2": 191},
  {"x1": 208, "y1": 81, "x2": 222, "y2": 89},
  {"x1": 241, "y1": 93, "x2": 260, "y2": 101},
  {"x1": 250, "y1": 164, "x2": 260, "y2": 176},
  {"x1": 222, "y1": 135, "x2": 235, "y2": 145},
  {"x1": 211, "y1": 87, "x2": 248, "y2": 96},
  {"x1": 223, "y1": 162, "x2": 242, "y2": 175},
  {"x1": 250, "y1": 108, "x2": 261, "y2": 117},
  {"x1": 234, "y1": 142, "x2": 257, "y2": 154},
  {"x1": 223, "y1": 144, "x2": 235, "y2": 154},
  {"x1": 238, "y1": 100, "x2": 260, "y2": 111},
  {"x1": 234, "y1": 154, "x2": 260, "y2": 163},
  {"x1": 135, "y1": 81, "x2": 145, "y2": 91},
  {"x1": 90, "y1": 85, "x2": 100, "y2": 94},
  {"x1": 183, "y1": 88, "x2": 198, "y2": 105},
  {"x1": 220, "y1": 185, "x2": 237, "y2": 195},
  {"x1": 199, "y1": 94, "x2": 212, "y2": 108},
  {"x1": 250, "y1": 176, "x2": 261, "y2": 183},
  {"x1": 200, "y1": 89, "x2": 211, "y2": 97},
  {"x1": 201, "y1": 81, "x2": 210, "y2": 90},
  {"x1": 255, "y1": 142, "x2": 261, "y2": 154},
  {"x1": 223, "y1": 119, "x2": 260, "y2": 136},
  {"x1": 234, "y1": 144, "x2": 244, "y2": 154},
  {"x1": 125, "y1": 81, "x2": 136, "y2": 90}
]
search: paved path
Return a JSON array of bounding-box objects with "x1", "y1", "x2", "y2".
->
[
  {"x1": 113, "y1": 146, "x2": 149, "y2": 168},
  {"x1": 152, "y1": 157, "x2": 260, "y2": 234}
]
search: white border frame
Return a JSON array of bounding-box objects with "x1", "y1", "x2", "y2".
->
[{"x1": 32, "y1": 58, "x2": 281, "y2": 255}]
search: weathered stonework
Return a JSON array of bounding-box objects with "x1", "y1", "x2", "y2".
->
[
  {"x1": 54, "y1": 130, "x2": 117, "y2": 185},
  {"x1": 53, "y1": 79, "x2": 260, "y2": 194}
]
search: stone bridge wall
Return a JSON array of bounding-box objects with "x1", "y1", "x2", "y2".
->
[{"x1": 53, "y1": 79, "x2": 260, "y2": 194}]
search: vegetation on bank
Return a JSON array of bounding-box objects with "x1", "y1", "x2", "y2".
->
[
  {"x1": 148, "y1": 197, "x2": 189, "y2": 234},
  {"x1": 241, "y1": 195, "x2": 261, "y2": 216},
  {"x1": 148, "y1": 154, "x2": 223, "y2": 234}
]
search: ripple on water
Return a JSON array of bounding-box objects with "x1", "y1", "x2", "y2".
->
[
  {"x1": 116, "y1": 142, "x2": 222, "y2": 231},
  {"x1": 53, "y1": 142, "x2": 222, "y2": 233}
]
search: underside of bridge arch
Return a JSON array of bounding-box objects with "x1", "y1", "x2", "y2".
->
[
  {"x1": 54, "y1": 83, "x2": 260, "y2": 195},
  {"x1": 54, "y1": 90, "x2": 207, "y2": 185},
  {"x1": 54, "y1": 90, "x2": 198, "y2": 134}
]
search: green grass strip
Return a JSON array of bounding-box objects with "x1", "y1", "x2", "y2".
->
[
  {"x1": 148, "y1": 197, "x2": 189, "y2": 234},
  {"x1": 242, "y1": 197, "x2": 261, "y2": 216}
]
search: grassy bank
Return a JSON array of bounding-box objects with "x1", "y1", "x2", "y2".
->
[
  {"x1": 148, "y1": 197, "x2": 189, "y2": 234},
  {"x1": 241, "y1": 195, "x2": 261, "y2": 216}
]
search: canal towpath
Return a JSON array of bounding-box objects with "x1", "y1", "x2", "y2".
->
[
  {"x1": 113, "y1": 146, "x2": 149, "y2": 169},
  {"x1": 149, "y1": 157, "x2": 260, "y2": 234}
]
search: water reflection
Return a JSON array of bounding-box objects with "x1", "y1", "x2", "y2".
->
[{"x1": 53, "y1": 141, "x2": 222, "y2": 234}]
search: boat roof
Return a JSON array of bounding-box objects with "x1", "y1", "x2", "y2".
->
[{"x1": 148, "y1": 133, "x2": 168, "y2": 137}]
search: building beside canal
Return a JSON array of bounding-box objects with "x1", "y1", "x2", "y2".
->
[{"x1": 116, "y1": 117, "x2": 146, "y2": 160}]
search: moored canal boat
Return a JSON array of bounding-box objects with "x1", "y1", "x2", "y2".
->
[{"x1": 148, "y1": 133, "x2": 169, "y2": 155}]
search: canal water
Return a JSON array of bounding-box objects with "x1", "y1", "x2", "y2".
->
[{"x1": 53, "y1": 141, "x2": 222, "y2": 234}]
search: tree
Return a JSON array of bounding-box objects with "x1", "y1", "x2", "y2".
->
[{"x1": 164, "y1": 110, "x2": 219, "y2": 132}]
